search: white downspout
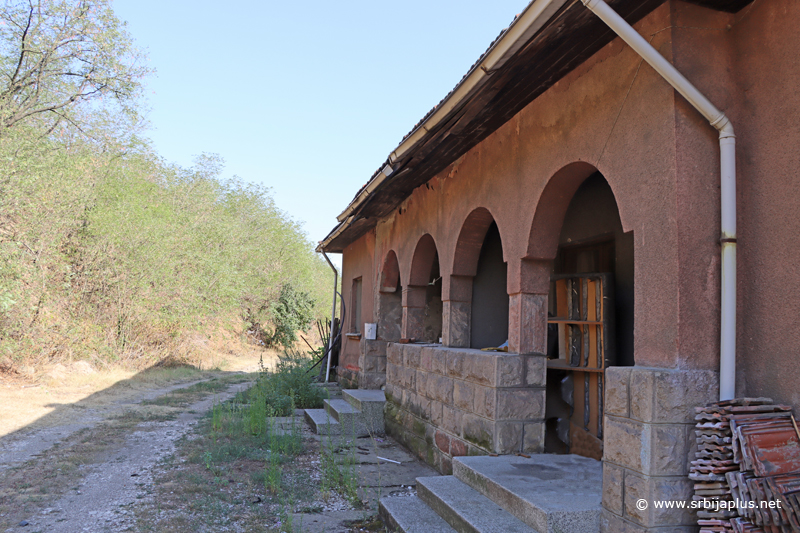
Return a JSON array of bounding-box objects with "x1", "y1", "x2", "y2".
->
[
  {"x1": 321, "y1": 252, "x2": 339, "y2": 383},
  {"x1": 581, "y1": 0, "x2": 736, "y2": 400}
]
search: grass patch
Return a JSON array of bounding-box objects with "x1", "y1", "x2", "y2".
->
[{"x1": 134, "y1": 351, "x2": 385, "y2": 531}]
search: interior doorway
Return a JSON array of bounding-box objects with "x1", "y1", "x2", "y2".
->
[{"x1": 544, "y1": 172, "x2": 634, "y2": 460}]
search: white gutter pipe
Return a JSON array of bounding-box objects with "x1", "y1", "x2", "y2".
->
[
  {"x1": 321, "y1": 252, "x2": 339, "y2": 383},
  {"x1": 581, "y1": 0, "x2": 736, "y2": 400},
  {"x1": 334, "y1": 0, "x2": 569, "y2": 224}
]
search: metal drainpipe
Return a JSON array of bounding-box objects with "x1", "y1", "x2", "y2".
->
[
  {"x1": 581, "y1": 0, "x2": 737, "y2": 400},
  {"x1": 321, "y1": 252, "x2": 339, "y2": 383}
]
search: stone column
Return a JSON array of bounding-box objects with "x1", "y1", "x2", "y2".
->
[
  {"x1": 601, "y1": 366, "x2": 719, "y2": 532},
  {"x1": 442, "y1": 275, "x2": 472, "y2": 347},
  {"x1": 402, "y1": 286, "x2": 426, "y2": 340}
]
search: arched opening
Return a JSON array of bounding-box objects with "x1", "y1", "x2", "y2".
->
[
  {"x1": 405, "y1": 234, "x2": 443, "y2": 343},
  {"x1": 447, "y1": 208, "x2": 508, "y2": 349},
  {"x1": 471, "y1": 222, "x2": 509, "y2": 348},
  {"x1": 378, "y1": 250, "x2": 402, "y2": 342},
  {"x1": 527, "y1": 164, "x2": 633, "y2": 461}
]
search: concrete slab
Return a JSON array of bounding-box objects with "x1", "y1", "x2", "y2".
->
[
  {"x1": 453, "y1": 454, "x2": 602, "y2": 533},
  {"x1": 379, "y1": 496, "x2": 456, "y2": 533},
  {"x1": 417, "y1": 475, "x2": 536, "y2": 533}
]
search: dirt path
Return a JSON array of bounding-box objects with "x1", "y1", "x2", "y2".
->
[{"x1": 14, "y1": 381, "x2": 252, "y2": 532}]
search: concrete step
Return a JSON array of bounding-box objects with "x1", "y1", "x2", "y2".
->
[
  {"x1": 379, "y1": 495, "x2": 456, "y2": 533},
  {"x1": 303, "y1": 408, "x2": 341, "y2": 435},
  {"x1": 343, "y1": 389, "x2": 386, "y2": 435},
  {"x1": 453, "y1": 454, "x2": 602, "y2": 533},
  {"x1": 313, "y1": 382, "x2": 343, "y2": 399},
  {"x1": 416, "y1": 475, "x2": 536, "y2": 533},
  {"x1": 323, "y1": 398, "x2": 369, "y2": 436}
]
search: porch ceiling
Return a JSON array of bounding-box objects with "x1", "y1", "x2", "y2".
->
[{"x1": 320, "y1": 0, "x2": 754, "y2": 253}]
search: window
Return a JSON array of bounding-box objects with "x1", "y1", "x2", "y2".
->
[{"x1": 350, "y1": 277, "x2": 362, "y2": 334}]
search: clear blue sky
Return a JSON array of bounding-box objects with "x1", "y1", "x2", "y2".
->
[{"x1": 113, "y1": 0, "x2": 529, "y2": 248}]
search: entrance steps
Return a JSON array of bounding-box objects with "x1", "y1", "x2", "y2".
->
[
  {"x1": 304, "y1": 389, "x2": 385, "y2": 437},
  {"x1": 379, "y1": 454, "x2": 602, "y2": 533}
]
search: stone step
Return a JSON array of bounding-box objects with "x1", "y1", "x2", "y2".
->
[
  {"x1": 303, "y1": 408, "x2": 341, "y2": 435},
  {"x1": 416, "y1": 475, "x2": 536, "y2": 533},
  {"x1": 379, "y1": 495, "x2": 456, "y2": 533},
  {"x1": 343, "y1": 389, "x2": 386, "y2": 435},
  {"x1": 323, "y1": 398, "x2": 368, "y2": 437},
  {"x1": 453, "y1": 454, "x2": 602, "y2": 533},
  {"x1": 313, "y1": 382, "x2": 343, "y2": 399}
]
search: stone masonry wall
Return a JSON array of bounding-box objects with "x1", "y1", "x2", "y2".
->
[
  {"x1": 358, "y1": 339, "x2": 387, "y2": 389},
  {"x1": 601, "y1": 366, "x2": 719, "y2": 532},
  {"x1": 385, "y1": 342, "x2": 547, "y2": 474}
]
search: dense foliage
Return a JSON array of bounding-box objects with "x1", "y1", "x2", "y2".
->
[{"x1": 0, "y1": 1, "x2": 331, "y2": 368}]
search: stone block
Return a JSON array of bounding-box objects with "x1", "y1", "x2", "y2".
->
[
  {"x1": 442, "y1": 405, "x2": 463, "y2": 435},
  {"x1": 600, "y1": 510, "x2": 648, "y2": 533},
  {"x1": 434, "y1": 430, "x2": 450, "y2": 453},
  {"x1": 496, "y1": 355, "x2": 523, "y2": 387},
  {"x1": 403, "y1": 306, "x2": 425, "y2": 340},
  {"x1": 453, "y1": 380, "x2": 475, "y2": 411},
  {"x1": 403, "y1": 344, "x2": 422, "y2": 369},
  {"x1": 446, "y1": 349, "x2": 467, "y2": 380},
  {"x1": 364, "y1": 354, "x2": 385, "y2": 373},
  {"x1": 649, "y1": 423, "x2": 692, "y2": 476},
  {"x1": 387, "y1": 343, "x2": 403, "y2": 365},
  {"x1": 386, "y1": 362, "x2": 398, "y2": 384},
  {"x1": 402, "y1": 367, "x2": 417, "y2": 390},
  {"x1": 420, "y1": 346, "x2": 434, "y2": 372},
  {"x1": 603, "y1": 415, "x2": 645, "y2": 472},
  {"x1": 473, "y1": 386, "x2": 496, "y2": 419},
  {"x1": 427, "y1": 375, "x2": 453, "y2": 404},
  {"x1": 522, "y1": 421, "x2": 545, "y2": 453},
  {"x1": 602, "y1": 462, "x2": 624, "y2": 516},
  {"x1": 450, "y1": 438, "x2": 468, "y2": 457},
  {"x1": 408, "y1": 391, "x2": 431, "y2": 421},
  {"x1": 604, "y1": 416, "x2": 692, "y2": 476},
  {"x1": 605, "y1": 366, "x2": 632, "y2": 418},
  {"x1": 630, "y1": 367, "x2": 719, "y2": 424},
  {"x1": 432, "y1": 347, "x2": 447, "y2": 375},
  {"x1": 364, "y1": 339, "x2": 388, "y2": 357},
  {"x1": 416, "y1": 370, "x2": 429, "y2": 398},
  {"x1": 442, "y1": 301, "x2": 470, "y2": 348},
  {"x1": 495, "y1": 421, "x2": 522, "y2": 454},
  {"x1": 465, "y1": 352, "x2": 496, "y2": 386},
  {"x1": 430, "y1": 400, "x2": 444, "y2": 427},
  {"x1": 525, "y1": 354, "x2": 547, "y2": 387},
  {"x1": 385, "y1": 382, "x2": 397, "y2": 402},
  {"x1": 359, "y1": 372, "x2": 386, "y2": 390},
  {"x1": 462, "y1": 414, "x2": 493, "y2": 450},
  {"x1": 496, "y1": 388, "x2": 545, "y2": 420},
  {"x1": 507, "y1": 293, "x2": 547, "y2": 354},
  {"x1": 623, "y1": 471, "x2": 696, "y2": 527}
]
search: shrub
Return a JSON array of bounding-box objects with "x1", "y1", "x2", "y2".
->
[{"x1": 248, "y1": 351, "x2": 326, "y2": 416}]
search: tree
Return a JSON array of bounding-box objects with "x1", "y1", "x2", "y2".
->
[{"x1": 0, "y1": 0, "x2": 149, "y2": 135}]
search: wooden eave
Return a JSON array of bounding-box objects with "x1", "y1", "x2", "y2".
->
[{"x1": 320, "y1": 0, "x2": 753, "y2": 253}]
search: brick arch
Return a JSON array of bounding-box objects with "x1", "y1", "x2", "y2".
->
[
  {"x1": 379, "y1": 250, "x2": 401, "y2": 293},
  {"x1": 452, "y1": 207, "x2": 497, "y2": 277},
  {"x1": 525, "y1": 161, "x2": 599, "y2": 261},
  {"x1": 409, "y1": 233, "x2": 439, "y2": 287}
]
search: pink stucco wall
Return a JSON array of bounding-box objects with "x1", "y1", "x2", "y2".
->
[
  {"x1": 337, "y1": 0, "x2": 800, "y2": 408},
  {"x1": 339, "y1": 229, "x2": 376, "y2": 377}
]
